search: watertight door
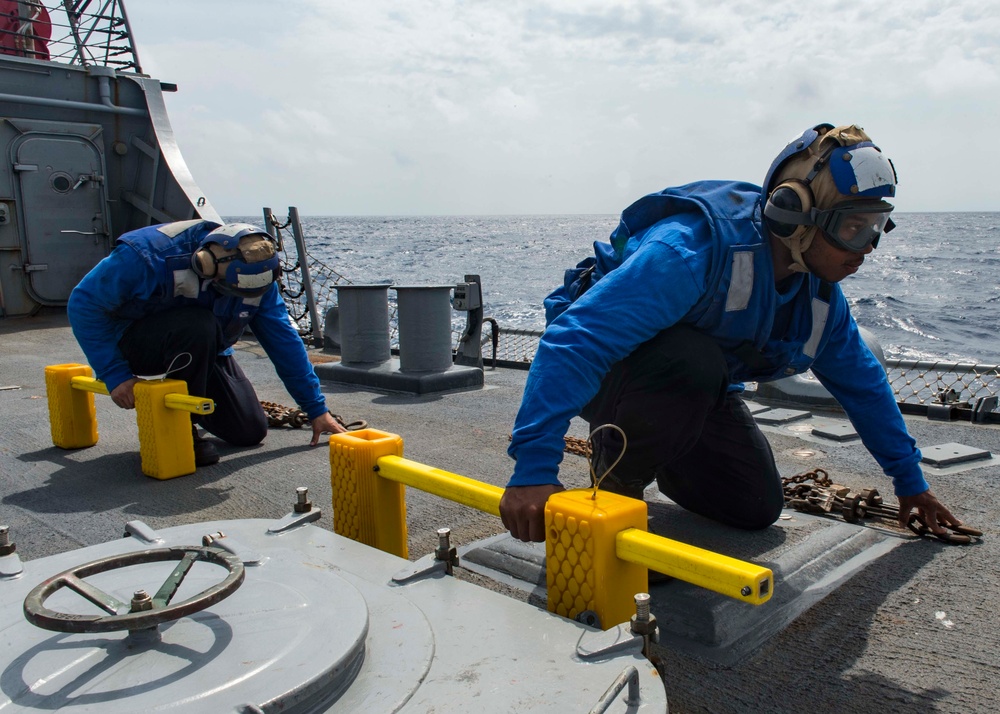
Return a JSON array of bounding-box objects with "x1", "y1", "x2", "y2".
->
[{"x1": 14, "y1": 132, "x2": 111, "y2": 304}]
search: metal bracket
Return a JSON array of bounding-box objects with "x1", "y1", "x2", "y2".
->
[
  {"x1": 202, "y1": 531, "x2": 262, "y2": 565},
  {"x1": 576, "y1": 622, "x2": 644, "y2": 660},
  {"x1": 124, "y1": 520, "x2": 164, "y2": 544},
  {"x1": 391, "y1": 552, "x2": 450, "y2": 585},
  {"x1": 972, "y1": 395, "x2": 999, "y2": 424},
  {"x1": 927, "y1": 403, "x2": 958, "y2": 422},
  {"x1": 267, "y1": 508, "x2": 321, "y2": 533}
]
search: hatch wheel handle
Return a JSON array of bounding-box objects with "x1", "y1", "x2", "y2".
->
[{"x1": 22, "y1": 546, "x2": 245, "y2": 633}]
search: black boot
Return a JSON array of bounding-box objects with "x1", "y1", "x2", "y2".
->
[{"x1": 191, "y1": 425, "x2": 219, "y2": 466}]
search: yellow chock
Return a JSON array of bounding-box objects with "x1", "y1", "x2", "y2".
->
[
  {"x1": 45, "y1": 364, "x2": 99, "y2": 449},
  {"x1": 545, "y1": 489, "x2": 647, "y2": 629},
  {"x1": 329, "y1": 428, "x2": 407, "y2": 558},
  {"x1": 134, "y1": 378, "x2": 196, "y2": 480}
]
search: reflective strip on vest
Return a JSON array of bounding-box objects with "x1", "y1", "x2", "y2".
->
[
  {"x1": 803, "y1": 297, "x2": 829, "y2": 358},
  {"x1": 157, "y1": 219, "x2": 207, "y2": 238},
  {"x1": 724, "y1": 251, "x2": 754, "y2": 312}
]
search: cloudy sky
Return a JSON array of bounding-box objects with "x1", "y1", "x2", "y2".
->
[{"x1": 126, "y1": 1, "x2": 998, "y2": 216}]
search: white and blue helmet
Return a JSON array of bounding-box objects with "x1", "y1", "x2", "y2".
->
[
  {"x1": 763, "y1": 124, "x2": 897, "y2": 272},
  {"x1": 191, "y1": 223, "x2": 281, "y2": 297}
]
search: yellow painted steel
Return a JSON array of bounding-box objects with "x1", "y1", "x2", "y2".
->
[
  {"x1": 545, "y1": 489, "x2": 647, "y2": 628},
  {"x1": 45, "y1": 364, "x2": 216, "y2": 479},
  {"x1": 375, "y1": 455, "x2": 503, "y2": 517},
  {"x1": 329, "y1": 429, "x2": 408, "y2": 558},
  {"x1": 69, "y1": 375, "x2": 110, "y2": 396},
  {"x1": 326, "y1": 428, "x2": 775, "y2": 629},
  {"x1": 163, "y1": 393, "x2": 215, "y2": 415},
  {"x1": 617, "y1": 528, "x2": 773, "y2": 605},
  {"x1": 46, "y1": 364, "x2": 98, "y2": 449},
  {"x1": 134, "y1": 378, "x2": 196, "y2": 480}
]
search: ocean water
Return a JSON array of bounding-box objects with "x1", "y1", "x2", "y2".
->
[{"x1": 230, "y1": 212, "x2": 1000, "y2": 365}]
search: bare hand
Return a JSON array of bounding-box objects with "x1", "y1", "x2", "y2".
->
[
  {"x1": 499, "y1": 484, "x2": 565, "y2": 542},
  {"x1": 110, "y1": 378, "x2": 140, "y2": 409},
  {"x1": 897, "y1": 489, "x2": 960, "y2": 535},
  {"x1": 309, "y1": 412, "x2": 346, "y2": 446}
]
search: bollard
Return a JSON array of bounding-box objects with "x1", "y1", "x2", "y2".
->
[
  {"x1": 335, "y1": 284, "x2": 392, "y2": 365},
  {"x1": 329, "y1": 429, "x2": 407, "y2": 558},
  {"x1": 392, "y1": 286, "x2": 455, "y2": 372},
  {"x1": 45, "y1": 364, "x2": 99, "y2": 448},
  {"x1": 545, "y1": 489, "x2": 648, "y2": 628}
]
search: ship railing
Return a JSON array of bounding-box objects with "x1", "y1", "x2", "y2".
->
[{"x1": 0, "y1": 1, "x2": 141, "y2": 72}]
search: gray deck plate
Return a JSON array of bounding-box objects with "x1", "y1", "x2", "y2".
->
[
  {"x1": 754, "y1": 408, "x2": 813, "y2": 425},
  {"x1": 811, "y1": 422, "x2": 860, "y2": 442},
  {"x1": 920, "y1": 442, "x2": 993, "y2": 467}
]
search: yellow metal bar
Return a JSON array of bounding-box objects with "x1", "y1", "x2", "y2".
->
[
  {"x1": 616, "y1": 528, "x2": 773, "y2": 605},
  {"x1": 164, "y1": 393, "x2": 215, "y2": 415},
  {"x1": 70, "y1": 375, "x2": 109, "y2": 396},
  {"x1": 70, "y1": 376, "x2": 213, "y2": 414},
  {"x1": 376, "y1": 455, "x2": 503, "y2": 517}
]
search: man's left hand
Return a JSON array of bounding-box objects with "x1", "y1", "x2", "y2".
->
[
  {"x1": 309, "y1": 412, "x2": 346, "y2": 446},
  {"x1": 897, "y1": 489, "x2": 960, "y2": 535}
]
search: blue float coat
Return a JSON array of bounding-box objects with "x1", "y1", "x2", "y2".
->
[
  {"x1": 508, "y1": 181, "x2": 928, "y2": 497},
  {"x1": 67, "y1": 220, "x2": 329, "y2": 420}
]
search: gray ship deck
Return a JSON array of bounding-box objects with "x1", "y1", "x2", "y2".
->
[{"x1": 2, "y1": 312, "x2": 998, "y2": 713}]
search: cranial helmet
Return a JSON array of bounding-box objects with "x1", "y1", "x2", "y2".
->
[
  {"x1": 763, "y1": 124, "x2": 897, "y2": 273},
  {"x1": 191, "y1": 223, "x2": 280, "y2": 297}
]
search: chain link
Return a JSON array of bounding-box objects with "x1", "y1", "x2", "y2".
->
[
  {"x1": 781, "y1": 469, "x2": 901, "y2": 525},
  {"x1": 259, "y1": 401, "x2": 368, "y2": 431}
]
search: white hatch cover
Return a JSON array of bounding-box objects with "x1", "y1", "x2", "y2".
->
[{"x1": 0, "y1": 523, "x2": 426, "y2": 712}]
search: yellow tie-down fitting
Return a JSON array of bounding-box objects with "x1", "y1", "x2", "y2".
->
[
  {"x1": 45, "y1": 363, "x2": 214, "y2": 480},
  {"x1": 329, "y1": 429, "x2": 774, "y2": 630}
]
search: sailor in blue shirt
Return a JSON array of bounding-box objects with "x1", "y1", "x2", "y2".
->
[
  {"x1": 501, "y1": 123, "x2": 962, "y2": 542},
  {"x1": 68, "y1": 220, "x2": 344, "y2": 466}
]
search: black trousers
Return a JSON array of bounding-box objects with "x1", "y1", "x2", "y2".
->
[
  {"x1": 118, "y1": 307, "x2": 268, "y2": 446},
  {"x1": 581, "y1": 325, "x2": 783, "y2": 530}
]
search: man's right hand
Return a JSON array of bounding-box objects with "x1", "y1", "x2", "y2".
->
[
  {"x1": 499, "y1": 483, "x2": 565, "y2": 543},
  {"x1": 110, "y1": 378, "x2": 140, "y2": 409}
]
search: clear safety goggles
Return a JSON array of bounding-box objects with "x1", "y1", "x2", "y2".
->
[{"x1": 813, "y1": 200, "x2": 895, "y2": 252}]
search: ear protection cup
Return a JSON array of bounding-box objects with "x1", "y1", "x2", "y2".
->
[
  {"x1": 764, "y1": 180, "x2": 814, "y2": 240},
  {"x1": 190, "y1": 245, "x2": 221, "y2": 279}
]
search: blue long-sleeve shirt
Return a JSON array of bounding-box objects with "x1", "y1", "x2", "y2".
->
[
  {"x1": 67, "y1": 220, "x2": 329, "y2": 420},
  {"x1": 508, "y1": 181, "x2": 928, "y2": 497}
]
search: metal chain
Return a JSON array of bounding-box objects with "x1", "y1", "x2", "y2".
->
[
  {"x1": 564, "y1": 436, "x2": 592, "y2": 458},
  {"x1": 259, "y1": 401, "x2": 368, "y2": 431},
  {"x1": 781, "y1": 469, "x2": 900, "y2": 524}
]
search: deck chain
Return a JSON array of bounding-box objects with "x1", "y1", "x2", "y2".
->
[
  {"x1": 782, "y1": 468, "x2": 901, "y2": 525},
  {"x1": 260, "y1": 401, "x2": 368, "y2": 431}
]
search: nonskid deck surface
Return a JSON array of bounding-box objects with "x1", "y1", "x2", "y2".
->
[{"x1": 2, "y1": 312, "x2": 999, "y2": 713}]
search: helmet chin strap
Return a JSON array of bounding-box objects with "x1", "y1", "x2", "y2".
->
[{"x1": 785, "y1": 226, "x2": 818, "y2": 274}]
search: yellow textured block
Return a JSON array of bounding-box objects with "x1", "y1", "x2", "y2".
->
[
  {"x1": 329, "y1": 429, "x2": 407, "y2": 558},
  {"x1": 45, "y1": 364, "x2": 98, "y2": 449},
  {"x1": 134, "y1": 378, "x2": 195, "y2": 480},
  {"x1": 546, "y1": 489, "x2": 647, "y2": 630}
]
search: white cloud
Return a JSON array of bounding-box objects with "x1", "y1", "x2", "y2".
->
[{"x1": 126, "y1": 0, "x2": 1000, "y2": 214}]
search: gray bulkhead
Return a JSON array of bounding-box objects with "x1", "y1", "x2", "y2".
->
[{"x1": 0, "y1": 47, "x2": 219, "y2": 316}]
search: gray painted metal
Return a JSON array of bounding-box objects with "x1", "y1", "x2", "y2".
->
[
  {"x1": 0, "y1": 46, "x2": 219, "y2": 317},
  {"x1": 0, "y1": 518, "x2": 668, "y2": 712},
  {"x1": 920, "y1": 442, "x2": 992, "y2": 467},
  {"x1": 335, "y1": 284, "x2": 392, "y2": 364},
  {"x1": 394, "y1": 285, "x2": 456, "y2": 372}
]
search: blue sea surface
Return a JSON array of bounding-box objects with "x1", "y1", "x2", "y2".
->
[{"x1": 229, "y1": 212, "x2": 1000, "y2": 365}]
